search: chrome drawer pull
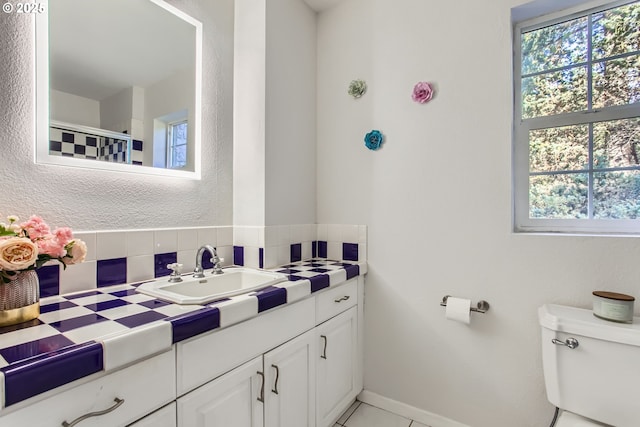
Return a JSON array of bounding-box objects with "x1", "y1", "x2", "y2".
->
[
  {"x1": 61, "y1": 397, "x2": 124, "y2": 427},
  {"x1": 320, "y1": 335, "x2": 328, "y2": 359},
  {"x1": 334, "y1": 296, "x2": 350, "y2": 303},
  {"x1": 271, "y1": 364, "x2": 279, "y2": 394},
  {"x1": 552, "y1": 338, "x2": 579, "y2": 349},
  {"x1": 257, "y1": 371, "x2": 265, "y2": 402}
]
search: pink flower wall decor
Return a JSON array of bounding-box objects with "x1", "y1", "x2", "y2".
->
[{"x1": 412, "y1": 81, "x2": 434, "y2": 104}]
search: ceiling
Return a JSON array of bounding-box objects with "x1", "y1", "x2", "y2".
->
[
  {"x1": 49, "y1": 0, "x2": 196, "y2": 101},
  {"x1": 303, "y1": 0, "x2": 346, "y2": 12}
]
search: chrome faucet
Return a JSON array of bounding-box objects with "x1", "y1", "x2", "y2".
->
[{"x1": 193, "y1": 244, "x2": 224, "y2": 278}]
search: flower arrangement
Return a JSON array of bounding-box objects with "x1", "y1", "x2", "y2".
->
[
  {"x1": 348, "y1": 79, "x2": 367, "y2": 99},
  {"x1": 412, "y1": 81, "x2": 434, "y2": 104},
  {"x1": 0, "y1": 215, "x2": 87, "y2": 283},
  {"x1": 364, "y1": 130, "x2": 384, "y2": 151}
]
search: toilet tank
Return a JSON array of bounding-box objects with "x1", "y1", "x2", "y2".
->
[{"x1": 539, "y1": 304, "x2": 640, "y2": 427}]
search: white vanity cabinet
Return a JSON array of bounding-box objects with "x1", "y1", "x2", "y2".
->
[
  {"x1": 175, "y1": 276, "x2": 364, "y2": 427},
  {"x1": 0, "y1": 276, "x2": 364, "y2": 427}
]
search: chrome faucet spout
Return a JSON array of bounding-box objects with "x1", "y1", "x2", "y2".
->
[{"x1": 193, "y1": 244, "x2": 223, "y2": 278}]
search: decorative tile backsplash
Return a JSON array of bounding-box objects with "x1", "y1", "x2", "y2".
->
[
  {"x1": 233, "y1": 224, "x2": 367, "y2": 270},
  {"x1": 35, "y1": 224, "x2": 366, "y2": 298}
]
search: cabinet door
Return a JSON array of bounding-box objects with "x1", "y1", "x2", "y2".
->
[
  {"x1": 316, "y1": 306, "x2": 358, "y2": 427},
  {"x1": 177, "y1": 356, "x2": 263, "y2": 427},
  {"x1": 263, "y1": 329, "x2": 316, "y2": 427}
]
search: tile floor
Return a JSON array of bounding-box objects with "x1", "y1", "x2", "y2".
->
[{"x1": 335, "y1": 401, "x2": 430, "y2": 427}]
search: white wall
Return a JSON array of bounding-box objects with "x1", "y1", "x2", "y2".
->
[
  {"x1": 233, "y1": 0, "x2": 317, "y2": 227},
  {"x1": 101, "y1": 86, "x2": 134, "y2": 134},
  {"x1": 50, "y1": 89, "x2": 100, "y2": 127},
  {"x1": 316, "y1": 0, "x2": 640, "y2": 426},
  {"x1": 0, "y1": 0, "x2": 233, "y2": 231},
  {"x1": 265, "y1": 0, "x2": 317, "y2": 226}
]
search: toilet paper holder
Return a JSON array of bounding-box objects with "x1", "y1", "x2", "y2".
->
[{"x1": 440, "y1": 295, "x2": 490, "y2": 314}]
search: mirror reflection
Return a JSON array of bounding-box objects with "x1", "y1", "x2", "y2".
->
[{"x1": 39, "y1": 0, "x2": 201, "y2": 177}]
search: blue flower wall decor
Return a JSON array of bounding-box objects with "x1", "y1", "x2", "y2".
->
[{"x1": 364, "y1": 130, "x2": 384, "y2": 151}]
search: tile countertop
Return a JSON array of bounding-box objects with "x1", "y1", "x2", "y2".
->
[{"x1": 0, "y1": 259, "x2": 366, "y2": 409}]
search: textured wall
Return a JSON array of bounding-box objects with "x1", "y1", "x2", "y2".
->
[
  {"x1": 316, "y1": 0, "x2": 640, "y2": 426},
  {"x1": 0, "y1": 0, "x2": 233, "y2": 231}
]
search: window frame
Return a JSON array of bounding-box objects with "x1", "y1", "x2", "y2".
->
[
  {"x1": 166, "y1": 119, "x2": 188, "y2": 170},
  {"x1": 513, "y1": 0, "x2": 640, "y2": 234}
]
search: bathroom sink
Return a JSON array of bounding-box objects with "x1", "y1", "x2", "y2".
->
[{"x1": 136, "y1": 268, "x2": 288, "y2": 305}]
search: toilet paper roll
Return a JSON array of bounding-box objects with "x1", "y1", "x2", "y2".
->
[{"x1": 445, "y1": 297, "x2": 471, "y2": 324}]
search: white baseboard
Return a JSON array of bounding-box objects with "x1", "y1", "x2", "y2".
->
[{"x1": 357, "y1": 390, "x2": 470, "y2": 427}]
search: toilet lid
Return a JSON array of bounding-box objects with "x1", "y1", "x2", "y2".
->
[{"x1": 556, "y1": 411, "x2": 611, "y2": 427}]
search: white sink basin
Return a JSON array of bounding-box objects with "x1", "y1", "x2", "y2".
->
[{"x1": 136, "y1": 268, "x2": 288, "y2": 305}]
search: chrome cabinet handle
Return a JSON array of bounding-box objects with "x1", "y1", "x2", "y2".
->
[
  {"x1": 271, "y1": 364, "x2": 279, "y2": 394},
  {"x1": 61, "y1": 398, "x2": 124, "y2": 427},
  {"x1": 257, "y1": 371, "x2": 265, "y2": 402},
  {"x1": 321, "y1": 335, "x2": 327, "y2": 359},
  {"x1": 334, "y1": 296, "x2": 350, "y2": 303},
  {"x1": 552, "y1": 338, "x2": 579, "y2": 349}
]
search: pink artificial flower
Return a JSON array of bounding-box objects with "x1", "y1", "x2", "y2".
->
[
  {"x1": 64, "y1": 239, "x2": 87, "y2": 265},
  {"x1": 54, "y1": 227, "x2": 74, "y2": 247},
  {"x1": 20, "y1": 215, "x2": 51, "y2": 240},
  {"x1": 412, "y1": 81, "x2": 434, "y2": 104},
  {"x1": 36, "y1": 235, "x2": 67, "y2": 259}
]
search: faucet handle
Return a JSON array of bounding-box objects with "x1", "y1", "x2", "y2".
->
[
  {"x1": 211, "y1": 257, "x2": 224, "y2": 275},
  {"x1": 167, "y1": 263, "x2": 184, "y2": 282}
]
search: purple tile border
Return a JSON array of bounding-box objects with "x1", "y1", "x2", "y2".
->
[
  {"x1": 309, "y1": 274, "x2": 330, "y2": 292},
  {"x1": 234, "y1": 246, "x2": 244, "y2": 266},
  {"x1": 115, "y1": 311, "x2": 167, "y2": 329},
  {"x1": 36, "y1": 264, "x2": 59, "y2": 298},
  {"x1": 290, "y1": 243, "x2": 302, "y2": 262},
  {"x1": 259, "y1": 248, "x2": 264, "y2": 269},
  {"x1": 342, "y1": 243, "x2": 359, "y2": 262},
  {"x1": 40, "y1": 300, "x2": 77, "y2": 314},
  {"x1": 97, "y1": 258, "x2": 127, "y2": 287},
  {"x1": 167, "y1": 307, "x2": 220, "y2": 343},
  {"x1": 154, "y1": 252, "x2": 177, "y2": 278},
  {"x1": 318, "y1": 241, "x2": 328, "y2": 258},
  {"x1": 49, "y1": 313, "x2": 108, "y2": 333},
  {"x1": 1, "y1": 341, "x2": 103, "y2": 406},
  {"x1": 84, "y1": 299, "x2": 130, "y2": 312},
  {"x1": 344, "y1": 264, "x2": 360, "y2": 280},
  {"x1": 252, "y1": 286, "x2": 287, "y2": 312},
  {"x1": 0, "y1": 334, "x2": 75, "y2": 364}
]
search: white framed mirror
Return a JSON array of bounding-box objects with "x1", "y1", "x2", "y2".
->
[{"x1": 35, "y1": 0, "x2": 202, "y2": 179}]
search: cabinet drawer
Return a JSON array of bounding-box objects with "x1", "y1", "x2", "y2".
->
[
  {"x1": 0, "y1": 349, "x2": 175, "y2": 427},
  {"x1": 316, "y1": 279, "x2": 357, "y2": 325}
]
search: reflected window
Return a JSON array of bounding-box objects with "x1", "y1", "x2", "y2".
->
[{"x1": 167, "y1": 120, "x2": 188, "y2": 169}]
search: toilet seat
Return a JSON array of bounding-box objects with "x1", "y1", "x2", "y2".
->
[{"x1": 555, "y1": 411, "x2": 611, "y2": 427}]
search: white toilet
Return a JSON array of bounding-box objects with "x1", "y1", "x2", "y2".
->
[{"x1": 539, "y1": 304, "x2": 640, "y2": 427}]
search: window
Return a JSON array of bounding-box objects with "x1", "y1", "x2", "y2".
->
[
  {"x1": 167, "y1": 120, "x2": 188, "y2": 169},
  {"x1": 513, "y1": 0, "x2": 640, "y2": 233}
]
